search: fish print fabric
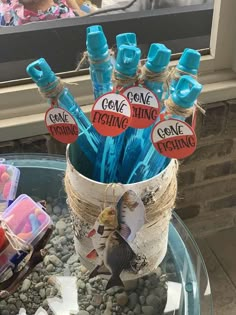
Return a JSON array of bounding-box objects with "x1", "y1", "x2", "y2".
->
[{"x1": 86, "y1": 191, "x2": 146, "y2": 289}]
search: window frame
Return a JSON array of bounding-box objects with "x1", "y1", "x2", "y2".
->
[
  {"x1": 0, "y1": 3, "x2": 213, "y2": 82},
  {"x1": 1, "y1": 0, "x2": 236, "y2": 142}
]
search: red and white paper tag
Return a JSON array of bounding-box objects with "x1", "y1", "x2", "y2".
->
[
  {"x1": 91, "y1": 92, "x2": 132, "y2": 137},
  {"x1": 151, "y1": 118, "x2": 197, "y2": 159},
  {"x1": 45, "y1": 107, "x2": 79, "y2": 144},
  {"x1": 123, "y1": 86, "x2": 160, "y2": 129}
]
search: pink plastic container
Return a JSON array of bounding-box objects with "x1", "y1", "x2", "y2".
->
[{"x1": 0, "y1": 194, "x2": 52, "y2": 278}]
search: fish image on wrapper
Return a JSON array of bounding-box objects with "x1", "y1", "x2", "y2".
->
[{"x1": 86, "y1": 190, "x2": 146, "y2": 290}]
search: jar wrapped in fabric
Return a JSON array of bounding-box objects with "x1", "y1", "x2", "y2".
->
[{"x1": 65, "y1": 145, "x2": 178, "y2": 285}]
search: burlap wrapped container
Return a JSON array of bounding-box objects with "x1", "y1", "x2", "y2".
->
[{"x1": 65, "y1": 145, "x2": 178, "y2": 281}]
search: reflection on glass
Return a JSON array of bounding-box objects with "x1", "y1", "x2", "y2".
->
[
  {"x1": 0, "y1": 0, "x2": 214, "y2": 27},
  {"x1": 0, "y1": 0, "x2": 97, "y2": 26},
  {"x1": 102, "y1": 0, "x2": 213, "y2": 13}
]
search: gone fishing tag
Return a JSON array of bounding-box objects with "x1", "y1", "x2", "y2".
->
[
  {"x1": 151, "y1": 118, "x2": 197, "y2": 159},
  {"x1": 91, "y1": 92, "x2": 132, "y2": 137},
  {"x1": 45, "y1": 107, "x2": 79, "y2": 144},
  {"x1": 122, "y1": 86, "x2": 160, "y2": 129}
]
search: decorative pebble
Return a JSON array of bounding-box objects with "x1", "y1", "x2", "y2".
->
[
  {"x1": 46, "y1": 264, "x2": 55, "y2": 272},
  {"x1": 146, "y1": 294, "x2": 161, "y2": 308},
  {"x1": 53, "y1": 205, "x2": 61, "y2": 215},
  {"x1": 139, "y1": 296, "x2": 145, "y2": 305},
  {"x1": 35, "y1": 282, "x2": 44, "y2": 290},
  {"x1": 142, "y1": 306, "x2": 155, "y2": 315},
  {"x1": 128, "y1": 292, "x2": 138, "y2": 310},
  {"x1": 67, "y1": 253, "x2": 79, "y2": 265},
  {"x1": 21, "y1": 279, "x2": 31, "y2": 292},
  {"x1": 20, "y1": 293, "x2": 28, "y2": 302},
  {"x1": 1, "y1": 199, "x2": 168, "y2": 315},
  {"x1": 124, "y1": 279, "x2": 138, "y2": 291},
  {"x1": 48, "y1": 255, "x2": 63, "y2": 267},
  {"x1": 116, "y1": 292, "x2": 128, "y2": 306},
  {"x1": 39, "y1": 288, "x2": 46, "y2": 299},
  {"x1": 56, "y1": 220, "x2": 67, "y2": 236},
  {"x1": 92, "y1": 294, "x2": 103, "y2": 306},
  {"x1": 86, "y1": 305, "x2": 95, "y2": 312},
  {"x1": 133, "y1": 304, "x2": 141, "y2": 314}
]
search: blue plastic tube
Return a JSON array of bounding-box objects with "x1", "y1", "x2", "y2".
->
[
  {"x1": 127, "y1": 75, "x2": 202, "y2": 183},
  {"x1": 119, "y1": 44, "x2": 171, "y2": 183},
  {"x1": 86, "y1": 25, "x2": 113, "y2": 100},
  {"x1": 93, "y1": 45, "x2": 141, "y2": 183},
  {"x1": 26, "y1": 58, "x2": 101, "y2": 168},
  {"x1": 168, "y1": 48, "x2": 201, "y2": 96}
]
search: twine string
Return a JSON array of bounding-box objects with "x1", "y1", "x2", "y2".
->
[
  {"x1": 64, "y1": 161, "x2": 179, "y2": 227},
  {"x1": 0, "y1": 220, "x2": 32, "y2": 254},
  {"x1": 39, "y1": 77, "x2": 64, "y2": 103},
  {"x1": 76, "y1": 49, "x2": 115, "y2": 72},
  {"x1": 113, "y1": 69, "x2": 140, "y2": 91},
  {"x1": 141, "y1": 65, "x2": 170, "y2": 84},
  {"x1": 169, "y1": 67, "x2": 198, "y2": 82}
]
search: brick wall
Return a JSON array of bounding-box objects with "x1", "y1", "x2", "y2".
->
[
  {"x1": 0, "y1": 99, "x2": 235, "y2": 226},
  {"x1": 175, "y1": 99, "x2": 236, "y2": 233}
]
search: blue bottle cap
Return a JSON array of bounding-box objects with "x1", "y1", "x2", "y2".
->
[
  {"x1": 171, "y1": 75, "x2": 202, "y2": 108},
  {"x1": 116, "y1": 33, "x2": 137, "y2": 48},
  {"x1": 177, "y1": 48, "x2": 201, "y2": 75},
  {"x1": 26, "y1": 58, "x2": 56, "y2": 88},
  {"x1": 145, "y1": 43, "x2": 171, "y2": 73},
  {"x1": 86, "y1": 25, "x2": 109, "y2": 60},
  {"x1": 115, "y1": 45, "x2": 141, "y2": 77}
]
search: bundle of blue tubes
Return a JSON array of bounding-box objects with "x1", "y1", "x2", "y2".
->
[{"x1": 26, "y1": 25, "x2": 203, "y2": 184}]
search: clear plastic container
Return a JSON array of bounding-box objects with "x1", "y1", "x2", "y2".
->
[
  {"x1": 0, "y1": 161, "x2": 20, "y2": 211},
  {"x1": 0, "y1": 194, "x2": 52, "y2": 277}
]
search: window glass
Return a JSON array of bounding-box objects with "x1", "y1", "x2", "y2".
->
[{"x1": 0, "y1": 0, "x2": 214, "y2": 83}]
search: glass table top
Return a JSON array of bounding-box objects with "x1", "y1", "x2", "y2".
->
[{"x1": 0, "y1": 154, "x2": 213, "y2": 315}]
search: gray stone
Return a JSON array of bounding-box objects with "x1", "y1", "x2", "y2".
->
[
  {"x1": 143, "y1": 288, "x2": 149, "y2": 297},
  {"x1": 49, "y1": 255, "x2": 63, "y2": 267},
  {"x1": 39, "y1": 288, "x2": 46, "y2": 299},
  {"x1": 146, "y1": 294, "x2": 161, "y2": 308},
  {"x1": 61, "y1": 254, "x2": 72, "y2": 263},
  {"x1": 92, "y1": 294, "x2": 103, "y2": 306},
  {"x1": 60, "y1": 236, "x2": 67, "y2": 245},
  {"x1": 21, "y1": 279, "x2": 31, "y2": 292},
  {"x1": 67, "y1": 254, "x2": 79, "y2": 265},
  {"x1": 53, "y1": 205, "x2": 61, "y2": 215},
  {"x1": 116, "y1": 292, "x2": 128, "y2": 306},
  {"x1": 86, "y1": 283, "x2": 92, "y2": 295},
  {"x1": 56, "y1": 220, "x2": 67, "y2": 235},
  {"x1": 142, "y1": 306, "x2": 155, "y2": 315},
  {"x1": 20, "y1": 293, "x2": 28, "y2": 302},
  {"x1": 46, "y1": 264, "x2": 55, "y2": 272},
  {"x1": 139, "y1": 295, "x2": 145, "y2": 305},
  {"x1": 78, "y1": 312, "x2": 89, "y2": 315},
  {"x1": 86, "y1": 305, "x2": 95, "y2": 312},
  {"x1": 35, "y1": 282, "x2": 44, "y2": 290},
  {"x1": 128, "y1": 292, "x2": 138, "y2": 310},
  {"x1": 2, "y1": 310, "x2": 10, "y2": 315},
  {"x1": 124, "y1": 279, "x2": 138, "y2": 291},
  {"x1": 32, "y1": 272, "x2": 40, "y2": 282},
  {"x1": 133, "y1": 304, "x2": 141, "y2": 314},
  {"x1": 154, "y1": 286, "x2": 167, "y2": 298},
  {"x1": 77, "y1": 279, "x2": 86, "y2": 289},
  {"x1": 9, "y1": 304, "x2": 17, "y2": 312}
]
